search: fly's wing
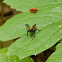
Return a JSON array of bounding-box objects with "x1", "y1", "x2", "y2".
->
[{"x1": 25, "y1": 24, "x2": 30, "y2": 29}]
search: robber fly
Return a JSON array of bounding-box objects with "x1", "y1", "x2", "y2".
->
[{"x1": 25, "y1": 24, "x2": 40, "y2": 38}]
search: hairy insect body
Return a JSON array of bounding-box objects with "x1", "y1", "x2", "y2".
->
[{"x1": 29, "y1": 24, "x2": 36, "y2": 32}]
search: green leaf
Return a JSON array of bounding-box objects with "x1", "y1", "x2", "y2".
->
[
  {"x1": 0, "y1": 48, "x2": 20, "y2": 62},
  {"x1": 0, "y1": 0, "x2": 62, "y2": 60},
  {"x1": 0, "y1": 48, "x2": 34, "y2": 62},
  {"x1": 20, "y1": 57, "x2": 34, "y2": 62},
  {"x1": 6, "y1": 22, "x2": 62, "y2": 60},
  {"x1": 46, "y1": 43, "x2": 62, "y2": 62},
  {"x1": 4, "y1": 0, "x2": 62, "y2": 12},
  {"x1": 0, "y1": 47, "x2": 8, "y2": 62},
  {"x1": 0, "y1": 7, "x2": 62, "y2": 41}
]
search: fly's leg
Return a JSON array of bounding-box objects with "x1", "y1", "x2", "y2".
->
[
  {"x1": 33, "y1": 32, "x2": 35, "y2": 38},
  {"x1": 32, "y1": 31, "x2": 35, "y2": 39},
  {"x1": 36, "y1": 29, "x2": 41, "y2": 31},
  {"x1": 27, "y1": 30, "x2": 30, "y2": 38},
  {"x1": 34, "y1": 28, "x2": 41, "y2": 32}
]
